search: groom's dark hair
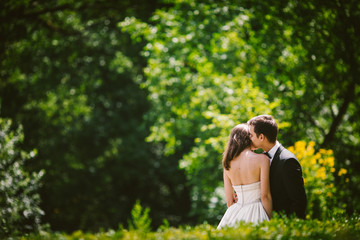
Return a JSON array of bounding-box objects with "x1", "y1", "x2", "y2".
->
[{"x1": 247, "y1": 115, "x2": 278, "y2": 143}]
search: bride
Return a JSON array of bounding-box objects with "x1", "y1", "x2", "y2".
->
[{"x1": 217, "y1": 124, "x2": 272, "y2": 229}]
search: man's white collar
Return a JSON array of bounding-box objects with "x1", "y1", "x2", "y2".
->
[{"x1": 267, "y1": 141, "x2": 280, "y2": 159}]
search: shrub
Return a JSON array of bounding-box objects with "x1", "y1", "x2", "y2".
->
[
  {"x1": 127, "y1": 200, "x2": 152, "y2": 233},
  {"x1": 289, "y1": 141, "x2": 347, "y2": 219},
  {"x1": 23, "y1": 214, "x2": 360, "y2": 239},
  {"x1": 0, "y1": 118, "x2": 44, "y2": 237}
]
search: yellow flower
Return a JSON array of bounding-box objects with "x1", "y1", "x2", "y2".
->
[
  {"x1": 326, "y1": 157, "x2": 335, "y2": 167},
  {"x1": 327, "y1": 192, "x2": 333, "y2": 197},
  {"x1": 288, "y1": 146, "x2": 295, "y2": 153},
  {"x1": 314, "y1": 189, "x2": 322, "y2": 195},
  {"x1": 319, "y1": 149, "x2": 327, "y2": 154},
  {"x1": 327, "y1": 149, "x2": 334, "y2": 155},
  {"x1": 345, "y1": 178, "x2": 349, "y2": 183},
  {"x1": 316, "y1": 167, "x2": 326, "y2": 180},
  {"x1": 314, "y1": 152, "x2": 321, "y2": 160},
  {"x1": 308, "y1": 141, "x2": 316, "y2": 147},
  {"x1": 296, "y1": 152, "x2": 304, "y2": 160},
  {"x1": 330, "y1": 167, "x2": 335, "y2": 173},
  {"x1": 338, "y1": 168, "x2": 347, "y2": 176},
  {"x1": 295, "y1": 141, "x2": 306, "y2": 151},
  {"x1": 306, "y1": 147, "x2": 315, "y2": 156}
]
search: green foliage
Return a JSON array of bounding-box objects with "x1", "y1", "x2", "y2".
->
[
  {"x1": 128, "y1": 200, "x2": 152, "y2": 233},
  {"x1": 289, "y1": 141, "x2": 348, "y2": 219},
  {"x1": 0, "y1": 118, "x2": 44, "y2": 237},
  {"x1": 120, "y1": 1, "x2": 280, "y2": 223},
  {"x1": 1, "y1": 0, "x2": 190, "y2": 232},
  {"x1": 1, "y1": 0, "x2": 360, "y2": 233},
  {"x1": 244, "y1": 0, "x2": 360, "y2": 214},
  {"x1": 22, "y1": 215, "x2": 360, "y2": 239},
  {"x1": 121, "y1": 0, "x2": 360, "y2": 224}
]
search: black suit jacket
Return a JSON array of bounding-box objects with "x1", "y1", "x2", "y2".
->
[{"x1": 270, "y1": 144, "x2": 307, "y2": 219}]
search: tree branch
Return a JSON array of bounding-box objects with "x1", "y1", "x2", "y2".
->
[
  {"x1": 321, "y1": 81, "x2": 355, "y2": 147},
  {"x1": 321, "y1": 2, "x2": 358, "y2": 147},
  {"x1": 303, "y1": 108, "x2": 326, "y2": 136},
  {"x1": 35, "y1": 17, "x2": 81, "y2": 36},
  {"x1": 22, "y1": 4, "x2": 74, "y2": 18}
]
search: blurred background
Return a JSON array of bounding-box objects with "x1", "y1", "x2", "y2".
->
[{"x1": 1, "y1": 0, "x2": 359, "y2": 235}]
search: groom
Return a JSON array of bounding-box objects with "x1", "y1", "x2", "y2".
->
[{"x1": 247, "y1": 115, "x2": 307, "y2": 219}]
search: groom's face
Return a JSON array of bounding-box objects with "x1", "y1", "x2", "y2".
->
[{"x1": 249, "y1": 125, "x2": 262, "y2": 149}]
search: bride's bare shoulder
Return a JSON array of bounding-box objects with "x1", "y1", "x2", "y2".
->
[{"x1": 247, "y1": 150, "x2": 268, "y2": 163}]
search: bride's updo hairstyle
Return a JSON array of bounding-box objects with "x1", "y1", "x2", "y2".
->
[{"x1": 222, "y1": 124, "x2": 251, "y2": 170}]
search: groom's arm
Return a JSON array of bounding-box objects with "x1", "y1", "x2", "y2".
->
[{"x1": 283, "y1": 158, "x2": 307, "y2": 219}]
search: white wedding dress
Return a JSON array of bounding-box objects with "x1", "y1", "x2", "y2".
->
[{"x1": 217, "y1": 181, "x2": 269, "y2": 229}]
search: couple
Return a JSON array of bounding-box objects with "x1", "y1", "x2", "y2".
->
[{"x1": 217, "y1": 115, "x2": 307, "y2": 229}]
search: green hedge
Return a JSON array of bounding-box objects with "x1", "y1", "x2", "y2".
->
[{"x1": 22, "y1": 215, "x2": 360, "y2": 240}]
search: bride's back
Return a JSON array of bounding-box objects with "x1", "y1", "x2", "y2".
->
[{"x1": 226, "y1": 149, "x2": 261, "y2": 186}]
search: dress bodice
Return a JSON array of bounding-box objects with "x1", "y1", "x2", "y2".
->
[
  {"x1": 217, "y1": 181, "x2": 268, "y2": 228},
  {"x1": 233, "y1": 181, "x2": 261, "y2": 206}
]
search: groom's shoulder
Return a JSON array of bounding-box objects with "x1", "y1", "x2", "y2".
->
[{"x1": 279, "y1": 146, "x2": 297, "y2": 160}]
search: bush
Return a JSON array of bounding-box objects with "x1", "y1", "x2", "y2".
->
[
  {"x1": 23, "y1": 214, "x2": 360, "y2": 239},
  {"x1": 0, "y1": 118, "x2": 44, "y2": 237},
  {"x1": 127, "y1": 200, "x2": 152, "y2": 233},
  {"x1": 289, "y1": 141, "x2": 348, "y2": 219}
]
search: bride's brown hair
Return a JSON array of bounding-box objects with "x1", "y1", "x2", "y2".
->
[{"x1": 222, "y1": 124, "x2": 251, "y2": 170}]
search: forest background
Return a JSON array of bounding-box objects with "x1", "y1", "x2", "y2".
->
[{"x1": 1, "y1": 0, "x2": 359, "y2": 236}]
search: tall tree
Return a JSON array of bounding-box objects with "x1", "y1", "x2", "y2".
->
[
  {"x1": 121, "y1": 1, "x2": 278, "y2": 223},
  {"x1": 1, "y1": 0, "x2": 190, "y2": 232},
  {"x1": 242, "y1": 0, "x2": 360, "y2": 213},
  {"x1": 122, "y1": 0, "x2": 360, "y2": 222}
]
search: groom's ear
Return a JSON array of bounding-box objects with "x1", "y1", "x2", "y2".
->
[{"x1": 259, "y1": 133, "x2": 265, "y2": 141}]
